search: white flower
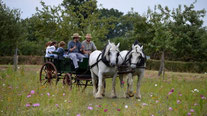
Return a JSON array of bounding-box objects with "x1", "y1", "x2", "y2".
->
[
  {"x1": 155, "y1": 84, "x2": 157, "y2": 87},
  {"x1": 138, "y1": 99, "x2": 141, "y2": 101},
  {"x1": 194, "y1": 89, "x2": 199, "y2": 92},
  {"x1": 2, "y1": 84, "x2": 5, "y2": 86},
  {"x1": 64, "y1": 100, "x2": 67, "y2": 102},
  {"x1": 125, "y1": 105, "x2": 128, "y2": 109}
]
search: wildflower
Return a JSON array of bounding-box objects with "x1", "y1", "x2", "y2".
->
[
  {"x1": 64, "y1": 100, "x2": 67, "y2": 103},
  {"x1": 200, "y1": 95, "x2": 206, "y2": 99},
  {"x1": 142, "y1": 103, "x2": 148, "y2": 106},
  {"x1": 56, "y1": 104, "x2": 59, "y2": 107},
  {"x1": 104, "y1": 109, "x2": 108, "y2": 112},
  {"x1": 155, "y1": 84, "x2": 157, "y2": 87},
  {"x1": 96, "y1": 105, "x2": 101, "y2": 108},
  {"x1": 170, "y1": 88, "x2": 174, "y2": 92},
  {"x1": 2, "y1": 84, "x2": 5, "y2": 86},
  {"x1": 177, "y1": 100, "x2": 181, "y2": 104},
  {"x1": 194, "y1": 103, "x2": 198, "y2": 106},
  {"x1": 121, "y1": 81, "x2": 125, "y2": 84},
  {"x1": 194, "y1": 89, "x2": 199, "y2": 92},
  {"x1": 47, "y1": 93, "x2": 50, "y2": 96},
  {"x1": 88, "y1": 106, "x2": 93, "y2": 110},
  {"x1": 187, "y1": 112, "x2": 191, "y2": 116},
  {"x1": 190, "y1": 109, "x2": 194, "y2": 112},
  {"x1": 156, "y1": 100, "x2": 159, "y2": 103},
  {"x1": 117, "y1": 109, "x2": 121, "y2": 111},
  {"x1": 168, "y1": 92, "x2": 173, "y2": 95},
  {"x1": 41, "y1": 94, "x2": 43, "y2": 96},
  {"x1": 138, "y1": 99, "x2": 141, "y2": 102},
  {"x1": 30, "y1": 90, "x2": 35, "y2": 94},
  {"x1": 27, "y1": 94, "x2": 31, "y2": 98},
  {"x1": 76, "y1": 114, "x2": 81, "y2": 116},
  {"x1": 125, "y1": 105, "x2": 128, "y2": 108},
  {"x1": 33, "y1": 103, "x2": 40, "y2": 107},
  {"x1": 179, "y1": 93, "x2": 182, "y2": 96},
  {"x1": 63, "y1": 93, "x2": 65, "y2": 96},
  {"x1": 168, "y1": 107, "x2": 173, "y2": 111},
  {"x1": 25, "y1": 103, "x2": 31, "y2": 107}
]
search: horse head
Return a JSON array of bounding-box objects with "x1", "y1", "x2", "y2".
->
[
  {"x1": 103, "y1": 40, "x2": 120, "y2": 67},
  {"x1": 129, "y1": 43, "x2": 145, "y2": 69}
]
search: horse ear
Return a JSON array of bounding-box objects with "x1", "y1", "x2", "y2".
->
[
  {"x1": 132, "y1": 44, "x2": 135, "y2": 49},
  {"x1": 116, "y1": 43, "x2": 120, "y2": 48},
  {"x1": 108, "y1": 40, "x2": 111, "y2": 44},
  {"x1": 141, "y1": 45, "x2": 143, "y2": 50}
]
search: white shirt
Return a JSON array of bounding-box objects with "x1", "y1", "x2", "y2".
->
[{"x1": 45, "y1": 46, "x2": 56, "y2": 57}]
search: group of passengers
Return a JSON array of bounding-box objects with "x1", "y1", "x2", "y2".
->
[{"x1": 45, "y1": 33, "x2": 97, "y2": 69}]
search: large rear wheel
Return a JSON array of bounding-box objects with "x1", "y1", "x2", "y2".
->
[{"x1": 39, "y1": 62, "x2": 58, "y2": 85}]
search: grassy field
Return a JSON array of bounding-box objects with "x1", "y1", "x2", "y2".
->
[{"x1": 0, "y1": 65, "x2": 207, "y2": 116}]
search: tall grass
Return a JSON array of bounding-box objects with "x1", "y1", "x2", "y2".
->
[{"x1": 0, "y1": 65, "x2": 206, "y2": 116}]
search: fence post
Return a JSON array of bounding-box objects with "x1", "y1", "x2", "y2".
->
[{"x1": 13, "y1": 48, "x2": 18, "y2": 71}]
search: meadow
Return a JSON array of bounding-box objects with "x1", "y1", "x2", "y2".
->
[{"x1": 0, "y1": 65, "x2": 206, "y2": 116}]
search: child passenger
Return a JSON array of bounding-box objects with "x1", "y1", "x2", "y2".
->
[
  {"x1": 45, "y1": 41, "x2": 57, "y2": 58},
  {"x1": 56, "y1": 41, "x2": 66, "y2": 60}
]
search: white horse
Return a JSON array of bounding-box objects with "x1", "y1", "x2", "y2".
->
[
  {"x1": 89, "y1": 40, "x2": 120, "y2": 99},
  {"x1": 118, "y1": 42, "x2": 146, "y2": 99}
]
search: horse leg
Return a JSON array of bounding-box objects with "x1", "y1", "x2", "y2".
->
[
  {"x1": 126, "y1": 73, "x2": 134, "y2": 98},
  {"x1": 136, "y1": 69, "x2": 145, "y2": 99},
  {"x1": 119, "y1": 74, "x2": 125, "y2": 98},
  {"x1": 111, "y1": 73, "x2": 118, "y2": 98},
  {"x1": 102, "y1": 78, "x2": 106, "y2": 96},
  {"x1": 95, "y1": 72, "x2": 103, "y2": 99},
  {"x1": 91, "y1": 72, "x2": 98, "y2": 97}
]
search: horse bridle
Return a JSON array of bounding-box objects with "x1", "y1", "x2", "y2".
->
[{"x1": 123, "y1": 49, "x2": 142, "y2": 66}]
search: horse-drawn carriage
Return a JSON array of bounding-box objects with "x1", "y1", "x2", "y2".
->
[
  {"x1": 39, "y1": 54, "x2": 92, "y2": 89},
  {"x1": 39, "y1": 40, "x2": 146, "y2": 99}
]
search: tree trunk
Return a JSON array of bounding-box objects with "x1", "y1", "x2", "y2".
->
[
  {"x1": 13, "y1": 48, "x2": 18, "y2": 71},
  {"x1": 158, "y1": 51, "x2": 165, "y2": 79}
]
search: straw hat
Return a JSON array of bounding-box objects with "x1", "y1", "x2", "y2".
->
[
  {"x1": 85, "y1": 34, "x2": 92, "y2": 39},
  {"x1": 71, "y1": 33, "x2": 81, "y2": 38}
]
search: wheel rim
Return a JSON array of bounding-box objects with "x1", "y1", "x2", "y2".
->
[
  {"x1": 63, "y1": 73, "x2": 72, "y2": 88},
  {"x1": 40, "y1": 62, "x2": 57, "y2": 85}
]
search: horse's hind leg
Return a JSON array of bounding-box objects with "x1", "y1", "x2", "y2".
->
[
  {"x1": 136, "y1": 69, "x2": 145, "y2": 99},
  {"x1": 126, "y1": 73, "x2": 134, "y2": 98},
  {"x1": 91, "y1": 72, "x2": 98, "y2": 97},
  {"x1": 102, "y1": 79, "x2": 106, "y2": 96}
]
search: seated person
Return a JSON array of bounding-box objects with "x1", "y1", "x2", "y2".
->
[
  {"x1": 45, "y1": 41, "x2": 58, "y2": 58},
  {"x1": 56, "y1": 41, "x2": 66, "y2": 60},
  {"x1": 82, "y1": 34, "x2": 97, "y2": 57},
  {"x1": 66, "y1": 33, "x2": 85, "y2": 69}
]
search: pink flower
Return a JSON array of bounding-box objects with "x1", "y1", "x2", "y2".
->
[
  {"x1": 187, "y1": 112, "x2": 191, "y2": 116},
  {"x1": 170, "y1": 88, "x2": 174, "y2": 92},
  {"x1": 104, "y1": 109, "x2": 108, "y2": 112},
  {"x1": 33, "y1": 103, "x2": 40, "y2": 107},
  {"x1": 168, "y1": 107, "x2": 173, "y2": 111},
  {"x1": 25, "y1": 103, "x2": 31, "y2": 107},
  {"x1": 121, "y1": 81, "x2": 125, "y2": 84},
  {"x1": 47, "y1": 93, "x2": 50, "y2": 96},
  {"x1": 76, "y1": 114, "x2": 81, "y2": 116},
  {"x1": 194, "y1": 103, "x2": 198, "y2": 106},
  {"x1": 142, "y1": 103, "x2": 148, "y2": 106},
  {"x1": 190, "y1": 109, "x2": 194, "y2": 112},
  {"x1": 30, "y1": 90, "x2": 35, "y2": 94},
  {"x1": 156, "y1": 100, "x2": 159, "y2": 103},
  {"x1": 200, "y1": 95, "x2": 206, "y2": 99},
  {"x1": 27, "y1": 94, "x2": 31, "y2": 98},
  {"x1": 56, "y1": 104, "x2": 59, "y2": 107},
  {"x1": 168, "y1": 92, "x2": 173, "y2": 95},
  {"x1": 177, "y1": 100, "x2": 181, "y2": 104},
  {"x1": 96, "y1": 105, "x2": 101, "y2": 108},
  {"x1": 179, "y1": 93, "x2": 182, "y2": 96},
  {"x1": 117, "y1": 109, "x2": 121, "y2": 111},
  {"x1": 88, "y1": 106, "x2": 93, "y2": 110},
  {"x1": 63, "y1": 93, "x2": 65, "y2": 96}
]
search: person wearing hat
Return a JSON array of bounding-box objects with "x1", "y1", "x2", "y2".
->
[
  {"x1": 82, "y1": 34, "x2": 97, "y2": 57},
  {"x1": 67, "y1": 33, "x2": 85, "y2": 69}
]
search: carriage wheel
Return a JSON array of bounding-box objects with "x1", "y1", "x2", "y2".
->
[
  {"x1": 39, "y1": 62, "x2": 58, "y2": 85},
  {"x1": 63, "y1": 73, "x2": 72, "y2": 88}
]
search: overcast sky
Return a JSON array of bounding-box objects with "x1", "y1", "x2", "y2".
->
[{"x1": 3, "y1": 0, "x2": 207, "y2": 26}]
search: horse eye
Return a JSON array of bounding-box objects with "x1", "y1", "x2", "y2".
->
[{"x1": 108, "y1": 52, "x2": 111, "y2": 55}]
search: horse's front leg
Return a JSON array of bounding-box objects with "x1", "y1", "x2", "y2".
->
[
  {"x1": 119, "y1": 74, "x2": 126, "y2": 98},
  {"x1": 136, "y1": 69, "x2": 145, "y2": 99},
  {"x1": 126, "y1": 73, "x2": 134, "y2": 98},
  {"x1": 95, "y1": 72, "x2": 104, "y2": 99},
  {"x1": 111, "y1": 73, "x2": 118, "y2": 98}
]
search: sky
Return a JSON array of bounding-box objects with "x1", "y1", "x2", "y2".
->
[{"x1": 3, "y1": 0, "x2": 207, "y2": 26}]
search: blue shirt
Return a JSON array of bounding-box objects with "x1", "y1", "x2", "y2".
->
[
  {"x1": 68, "y1": 40, "x2": 82, "y2": 53},
  {"x1": 57, "y1": 47, "x2": 64, "y2": 60}
]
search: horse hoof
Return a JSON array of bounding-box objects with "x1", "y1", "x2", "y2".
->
[
  {"x1": 102, "y1": 94, "x2": 105, "y2": 97},
  {"x1": 128, "y1": 93, "x2": 134, "y2": 97},
  {"x1": 135, "y1": 96, "x2": 141, "y2": 99},
  {"x1": 95, "y1": 96, "x2": 103, "y2": 99},
  {"x1": 111, "y1": 96, "x2": 117, "y2": 99}
]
